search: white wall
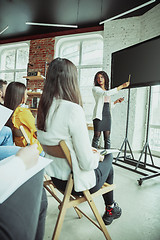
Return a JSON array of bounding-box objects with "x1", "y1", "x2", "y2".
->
[{"x1": 103, "y1": 4, "x2": 160, "y2": 151}]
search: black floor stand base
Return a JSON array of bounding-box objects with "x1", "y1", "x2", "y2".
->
[
  {"x1": 137, "y1": 172, "x2": 160, "y2": 186},
  {"x1": 113, "y1": 142, "x2": 160, "y2": 186},
  {"x1": 135, "y1": 142, "x2": 160, "y2": 185},
  {"x1": 114, "y1": 86, "x2": 160, "y2": 185}
]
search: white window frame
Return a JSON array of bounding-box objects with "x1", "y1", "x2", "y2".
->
[
  {"x1": 149, "y1": 85, "x2": 160, "y2": 157},
  {"x1": 55, "y1": 32, "x2": 104, "y2": 123},
  {"x1": 0, "y1": 41, "x2": 30, "y2": 84},
  {"x1": 55, "y1": 32, "x2": 103, "y2": 81}
]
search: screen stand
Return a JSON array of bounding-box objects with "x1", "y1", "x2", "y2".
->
[
  {"x1": 114, "y1": 88, "x2": 135, "y2": 164},
  {"x1": 113, "y1": 86, "x2": 160, "y2": 185},
  {"x1": 136, "y1": 86, "x2": 160, "y2": 185}
]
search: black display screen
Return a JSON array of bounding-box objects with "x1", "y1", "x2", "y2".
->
[{"x1": 111, "y1": 36, "x2": 160, "y2": 88}]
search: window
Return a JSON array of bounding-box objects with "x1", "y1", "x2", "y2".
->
[
  {"x1": 149, "y1": 85, "x2": 160, "y2": 156},
  {"x1": 56, "y1": 33, "x2": 103, "y2": 123},
  {"x1": 0, "y1": 42, "x2": 29, "y2": 85}
]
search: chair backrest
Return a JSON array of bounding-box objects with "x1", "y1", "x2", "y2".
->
[
  {"x1": 13, "y1": 125, "x2": 31, "y2": 145},
  {"x1": 42, "y1": 140, "x2": 72, "y2": 169},
  {"x1": 12, "y1": 127, "x2": 23, "y2": 137},
  {"x1": 43, "y1": 140, "x2": 113, "y2": 240}
]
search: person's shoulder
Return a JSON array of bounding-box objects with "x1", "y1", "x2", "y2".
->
[
  {"x1": 16, "y1": 106, "x2": 29, "y2": 112},
  {"x1": 92, "y1": 86, "x2": 101, "y2": 94},
  {"x1": 92, "y1": 86, "x2": 99, "y2": 90},
  {"x1": 62, "y1": 100, "x2": 83, "y2": 114},
  {"x1": 63, "y1": 100, "x2": 81, "y2": 108},
  {"x1": 16, "y1": 106, "x2": 32, "y2": 117},
  {"x1": 13, "y1": 106, "x2": 22, "y2": 114}
]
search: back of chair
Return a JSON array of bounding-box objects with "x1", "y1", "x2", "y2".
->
[
  {"x1": 43, "y1": 139, "x2": 113, "y2": 240},
  {"x1": 42, "y1": 140, "x2": 72, "y2": 169},
  {"x1": 13, "y1": 125, "x2": 30, "y2": 145},
  {"x1": 12, "y1": 127, "x2": 23, "y2": 138}
]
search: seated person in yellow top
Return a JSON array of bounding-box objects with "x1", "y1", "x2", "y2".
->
[{"x1": 4, "y1": 82, "x2": 44, "y2": 156}]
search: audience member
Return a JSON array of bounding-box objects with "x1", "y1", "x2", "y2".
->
[
  {"x1": 4, "y1": 81, "x2": 44, "y2": 156},
  {"x1": 37, "y1": 58, "x2": 122, "y2": 225},
  {"x1": 0, "y1": 79, "x2": 7, "y2": 105},
  {"x1": 0, "y1": 126, "x2": 20, "y2": 160},
  {"x1": 0, "y1": 125, "x2": 14, "y2": 146},
  {"x1": 0, "y1": 80, "x2": 21, "y2": 160},
  {"x1": 0, "y1": 144, "x2": 48, "y2": 240}
]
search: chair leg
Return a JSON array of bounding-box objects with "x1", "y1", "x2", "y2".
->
[
  {"x1": 44, "y1": 175, "x2": 57, "y2": 194},
  {"x1": 83, "y1": 190, "x2": 111, "y2": 240},
  {"x1": 52, "y1": 174, "x2": 74, "y2": 240},
  {"x1": 73, "y1": 206, "x2": 83, "y2": 219},
  {"x1": 69, "y1": 195, "x2": 82, "y2": 219}
]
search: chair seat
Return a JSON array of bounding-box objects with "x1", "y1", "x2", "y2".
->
[{"x1": 43, "y1": 141, "x2": 115, "y2": 240}]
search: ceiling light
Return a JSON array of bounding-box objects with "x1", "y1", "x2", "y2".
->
[
  {"x1": 26, "y1": 22, "x2": 78, "y2": 28},
  {"x1": 99, "y1": 0, "x2": 156, "y2": 24},
  {"x1": 0, "y1": 25, "x2": 9, "y2": 35}
]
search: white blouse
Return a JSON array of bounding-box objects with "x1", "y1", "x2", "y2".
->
[
  {"x1": 37, "y1": 99, "x2": 100, "y2": 192},
  {"x1": 92, "y1": 86, "x2": 118, "y2": 120}
]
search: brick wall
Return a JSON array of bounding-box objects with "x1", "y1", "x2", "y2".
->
[
  {"x1": 26, "y1": 37, "x2": 55, "y2": 110},
  {"x1": 27, "y1": 37, "x2": 55, "y2": 91}
]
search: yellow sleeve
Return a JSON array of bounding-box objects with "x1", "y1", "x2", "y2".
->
[
  {"x1": 19, "y1": 109, "x2": 37, "y2": 133},
  {"x1": 12, "y1": 108, "x2": 43, "y2": 154}
]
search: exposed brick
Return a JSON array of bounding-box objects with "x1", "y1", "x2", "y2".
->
[{"x1": 27, "y1": 37, "x2": 55, "y2": 92}]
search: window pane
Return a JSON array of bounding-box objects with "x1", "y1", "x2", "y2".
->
[
  {"x1": 57, "y1": 35, "x2": 103, "y2": 123},
  {"x1": 149, "y1": 127, "x2": 160, "y2": 152},
  {"x1": 149, "y1": 85, "x2": 160, "y2": 154},
  {"x1": 81, "y1": 39, "x2": 103, "y2": 65},
  {"x1": 16, "y1": 47, "x2": 29, "y2": 69},
  {"x1": 80, "y1": 68, "x2": 102, "y2": 87},
  {"x1": 60, "y1": 41, "x2": 80, "y2": 65},
  {"x1": 150, "y1": 85, "x2": 160, "y2": 125},
  {"x1": 15, "y1": 72, "x2": 27, "y2": 85},
  {"x1": 0, "y1": 43, "x2": 29, "y2": 83},
  {"x1": 80, "y1": 68, "x2": 102, "y2": 123},
  {"x1": 0, "y1": 72, "x2": 14, "y2": 84},
  {"x1": 1, "y1": 49, "x2": 15, "y2": 70}
]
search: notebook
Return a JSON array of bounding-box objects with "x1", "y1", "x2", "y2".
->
[
  {"x1": 0, "y1": 105, "x2": 13, "y2": 131},
  {"x1": 0, "y1": 156, "x2": 52, "y2": 204},
  {"x1": 98, "y1": 149, "x2": 120, "y2": 155}
]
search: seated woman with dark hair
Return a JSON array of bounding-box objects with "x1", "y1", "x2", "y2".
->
[
  {"x1": 4, "y1": 82, "x2": 44, "y2": 156},
  {"x1": 37, "y1": 58, "x2": 122, "y2": 226}
]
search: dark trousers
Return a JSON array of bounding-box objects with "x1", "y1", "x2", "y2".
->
[
  {"x1": 0, "y1": 170, "x2": 48, "y2": 240},
  {"x1": 52, "y1": 153, "x2": 114, "y2": 207},
  {"x1": 91, "y1": 153, "x2": 113, "y2": 206}
]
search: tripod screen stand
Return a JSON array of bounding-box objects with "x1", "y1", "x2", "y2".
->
[
  {"x1": 113, "y1": 87, "x2": 136, "y2": 171},
  {"x1": 135, "y1": 86, "x2": 160, "y2": 185},
  {"x1": 113, "y1": 86, "x2": 160, "y2": 184}
]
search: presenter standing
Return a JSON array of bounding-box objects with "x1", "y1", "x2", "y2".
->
[{"x1": 92, "y1": 71, "x2": 130, "y2": 149}]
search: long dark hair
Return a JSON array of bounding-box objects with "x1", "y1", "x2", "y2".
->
[
  {"x1": 94, "y1": 71, "x2": 109, "y2": 90},
  {"x1": 37, "y1": 57, "x2": 82, "y2": 131},
  {"x1": 0, "y1": 79, "x2": 7, "y2": 90},
  {"x1": 4, "y1": 82, "x2": 26, "y2": 110},
  {"x1": 4, "y1": 81, "x2": 26, "y2": 129}
]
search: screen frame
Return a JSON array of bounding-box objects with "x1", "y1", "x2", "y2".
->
[{"x1": 111, "y1": 35, "x2": 160, "y2": 89}]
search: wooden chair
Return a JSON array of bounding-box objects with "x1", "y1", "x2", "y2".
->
[
  {"x1": 42, "y1": 140, "x2": 115, "y2": 240},
  {"x1": 12, "y1": 126, "x2": 30, "y2": 145}
]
